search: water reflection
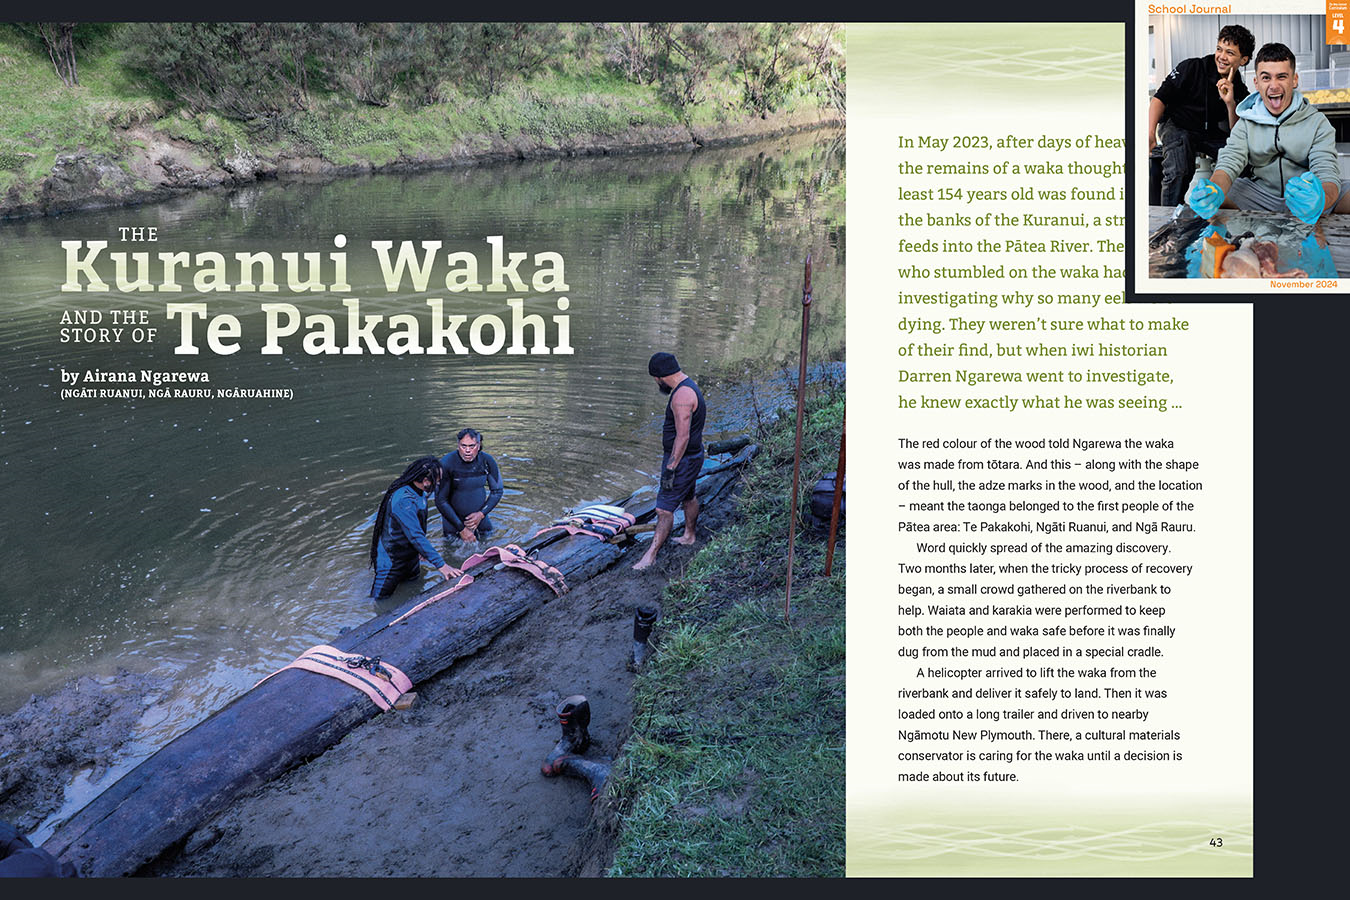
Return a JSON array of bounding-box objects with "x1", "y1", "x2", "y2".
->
[{"x1": 0, "y1": 130, "x2": 844, "y2": 734}]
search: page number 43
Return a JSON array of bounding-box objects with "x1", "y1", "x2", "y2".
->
[{"x1": 1209, "y1": 837, "x2": 1224, "y2": 848}]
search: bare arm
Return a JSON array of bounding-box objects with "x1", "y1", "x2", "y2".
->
[
  {"x1": 1147, "y1": 97, "x2": 1165, "y2": 153},
  {"x1": 1216, "y1": 67, "x2": 1238, "y2": 129},
  {"x1": 666, "y1": 386, "x2": 695, "y2": 470},
  {"x1": 1324, "y1": 180, "x2": 1342, "y2": 217}
]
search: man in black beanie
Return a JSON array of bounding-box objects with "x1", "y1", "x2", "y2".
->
[{"x1": 634, "y1": 352, "x2": 707, "y2": 570}]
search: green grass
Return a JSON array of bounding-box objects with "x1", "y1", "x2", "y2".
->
[
  {"x1": 0, "y1": 31, "x2": 111, "y2": 196},
  {"x1": 0, "y1": 28, "x2": 179, "y2": 196},
  {"x1": 606, "y1": 378, "x2": 845, "y2": 877},
  {"x1": 0, "y1": 26, "x2": 836, "y2": 209},
  {"x1": 153, "y1": 109, "x2": 247, "y2": 160},
  {"x1": 278, "y1": 75, "x2": 684, "y2": 166}
]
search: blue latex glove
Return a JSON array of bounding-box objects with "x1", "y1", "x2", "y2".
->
[
  {"x1": 1285, "y1": 172, "x2": 1326, "y2": 225},
  {"x1": 1186, "y1": 178, "x2": 1224, "y2": 219}
]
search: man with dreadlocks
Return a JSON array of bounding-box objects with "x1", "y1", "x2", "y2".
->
[{"x1": 369, "y1": 456, "x2": 462, "y2": 600}]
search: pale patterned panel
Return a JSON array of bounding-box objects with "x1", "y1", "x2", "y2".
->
[{"x1": 1162, "y1": 14, "x2": 1335, "y2": 72}]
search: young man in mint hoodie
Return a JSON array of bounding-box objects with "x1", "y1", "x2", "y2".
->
[{"x1": 1187, "y1": 42, "x2": 1350, "y2": 225}]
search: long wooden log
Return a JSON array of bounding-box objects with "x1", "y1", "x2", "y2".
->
[
  {"x1": 43, "y1": 446, "x2": 755, "y2": 876},
  {"x1": 705, "y1": 435, "x2": 752, "y2": 456}
]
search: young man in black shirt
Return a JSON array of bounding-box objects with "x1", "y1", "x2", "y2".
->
[{"x1": 1148, "y1": 24, "x2": 1255, "y2": 206}]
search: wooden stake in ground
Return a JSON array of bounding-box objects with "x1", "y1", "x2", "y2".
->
[
  {"x1": 825, "y1": 412, "x2": 845, "y2": 576},
  {"x1": 785, "y1": 252, "x2": 813, "y2": 622}
]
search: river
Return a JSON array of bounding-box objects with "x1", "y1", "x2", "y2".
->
[{"x1": 0, "y1": 129, "x2": 844, "y2": 754}]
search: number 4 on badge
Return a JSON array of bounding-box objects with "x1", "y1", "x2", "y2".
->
[{"x1": 1327, "y1": 4, "x2": 1347, "y2": 43}]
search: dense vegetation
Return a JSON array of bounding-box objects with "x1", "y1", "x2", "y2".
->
[
  {"x1": 1, "y1": 23, "x2": 842, "y2": 212},
  {"x1": 6, "y1": 23, "x2": 842, "y2": 120},
  {"x1": 607, "y1": 373, "x2": 846, "y2": 876},
  {"x1": 108, "y1": 23, "x2": 843, "y2": 118}
]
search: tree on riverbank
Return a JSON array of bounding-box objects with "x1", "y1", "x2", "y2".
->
[
  {"x1": 0, "y1": 22, "x2": 843, "y2": 219},
  {"x1": 109, "y1": 22, "x2": 843, "y2": 120},
  {"x1": 8, "y1": 22, "x2": 103, "y2": 87},
  {"x1": 34, "y1": 23, "x2": 79, "y2": 86}
]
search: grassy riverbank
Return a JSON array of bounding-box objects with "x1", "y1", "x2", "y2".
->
[
  {"x1": 604, "y1": 374, "x2": 845, "y2": 877},
  {"x1": 0, "y1": 24, "x2": 842, "y2": 218}
]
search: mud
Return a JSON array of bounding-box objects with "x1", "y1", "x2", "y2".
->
[
  {"x1": 145, "y1": 504, "x2": 730, "y2": 878},
  {"x1": 11, "y1": 369, "x2": 832, "y2": 874},
  {"x1": 0, "y1": 670, "x2": 170, "y2": 834}
]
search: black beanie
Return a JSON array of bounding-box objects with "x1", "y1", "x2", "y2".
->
[{"x1": 648, "y1": 352, "x2": 680, "y2": 377}]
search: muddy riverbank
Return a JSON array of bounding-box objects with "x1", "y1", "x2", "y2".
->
[
  {"x1": 4, "y1": 372, "x2": 846, "y2": 877},
  {"x1": 0, "y1": 671, "x2": 170, "y2": 836},
  {"x1": 142, "y1": 501, "x2": 734, "y2": 878}
]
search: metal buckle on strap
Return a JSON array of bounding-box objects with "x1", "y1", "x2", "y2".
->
[{"x1": 344, "y1": 654, "x2": 393, "y2": 682}]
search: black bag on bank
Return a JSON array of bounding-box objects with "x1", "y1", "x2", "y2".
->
[{"x1": 808, "y1": 472, "x2": 845, "y2": 527}]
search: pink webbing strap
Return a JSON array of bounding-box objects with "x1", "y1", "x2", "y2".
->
[
  {"x1": 462, "y1": 543, "x2": 520, "y2": 570},
  {"x1": 530, "y1": 524, "x2": 613, "y2": 542},
  {"x1": 255, "y1": 645, "x2": 413, "y2": 711},
  {"x1": 463, "y1": 543, "x2": 568, "y2": 596},
  {"x1": 389, "y1": 573, "x2": 474, "y2": 626}
]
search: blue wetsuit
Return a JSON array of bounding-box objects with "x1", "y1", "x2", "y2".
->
[
  {"x1": 1, "y1": 820, "x2": 76, "y2": 876},
  {"x1": 370, "y1": 484, "x2": 447, "y2": 599},
  {"x1": 435, "y1": 450, "x2": 504, "y2": 540}
]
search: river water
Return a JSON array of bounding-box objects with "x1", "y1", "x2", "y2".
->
[{"x1": 0, "y1": 130, "x2": 844, "y2": 747}]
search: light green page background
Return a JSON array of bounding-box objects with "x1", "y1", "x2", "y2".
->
[{"x1": 845, "y1": 22, "x2": 1253, "y2": 877}]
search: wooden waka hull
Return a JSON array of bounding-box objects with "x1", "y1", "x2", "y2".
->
[{"x1": 42, "y1": 445, "x2": 754, "y2": 876}]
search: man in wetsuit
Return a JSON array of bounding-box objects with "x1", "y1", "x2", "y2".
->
[
  {"x1": 369, "y1": 456, "x2": 461, "y2": 600},
  {"x1": 1148, "y1": 24, "x2": 1254, "y2": 206},
  {"x1": 1, "y1": 820, "x2": 76, "y2": 877},
  {"x1": 633, "y1": 352, "x2": 706, "y2": 571},
  {"x1": 436, "y1": 428, "x2": 504, "y2": 545}
]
